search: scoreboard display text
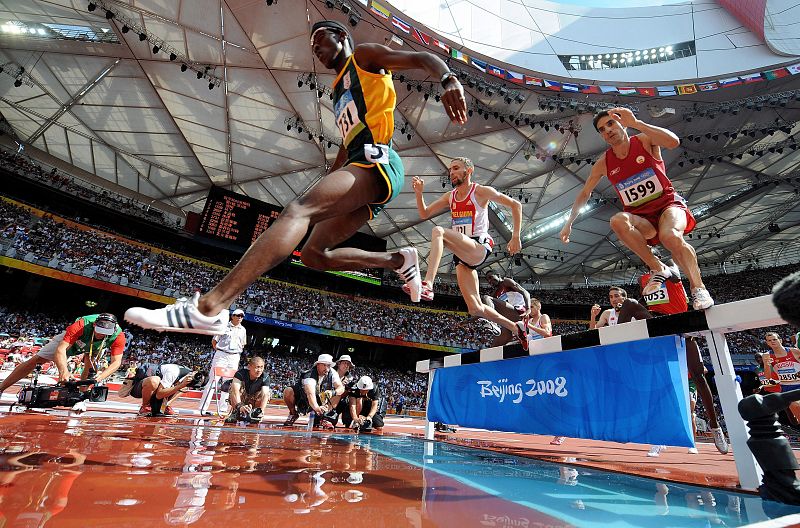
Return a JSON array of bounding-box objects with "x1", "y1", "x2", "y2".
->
[{"x1": 198, "y1": 186, "x2": 281, "y2": 247}]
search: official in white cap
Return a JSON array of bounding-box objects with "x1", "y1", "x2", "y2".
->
[
  {"x1": 199, "y1": 308, "x2": 247, "y2": 415},
  {"x1": 344, "y1": 375, "x2": 387, "y2": 432},
  {"x1": 282, "y1": 353, "x2": 344, "y2": 427}
]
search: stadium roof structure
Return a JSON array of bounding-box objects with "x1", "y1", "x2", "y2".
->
[{"x1": 0, "y1": 0, "x2": 798, "y2": 287}]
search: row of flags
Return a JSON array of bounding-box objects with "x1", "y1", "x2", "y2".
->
[{"x1": 367, "y1": 0, "x2": 800, "y2": 97}]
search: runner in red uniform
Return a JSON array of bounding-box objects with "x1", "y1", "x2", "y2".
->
[
  {"x1": 639, "y1": 249, "x2": 727, "y2": 453},
  {"x1": 560, "y1": 107, "x2": 713, "y2": 311}
]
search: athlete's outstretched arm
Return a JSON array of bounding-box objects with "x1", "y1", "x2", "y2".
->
[
  {"x1": 560, "y1": 159, "x2": 605, "y2": 244},
  {"x1": 477, "y1": 185, "x2": 523, "y2": 254},
  {"x1": 501, "y1": 277, "x2": 531, "y2": 310},
  {"x1": 608, "y1": 107, "x2": 679, "y2": 150},
  {"x1": 411, "y1": 176, "x2": 449, "y2": 220},
  {"x1": 354, "y1": 44, "x2": 467, "y2": 124}
]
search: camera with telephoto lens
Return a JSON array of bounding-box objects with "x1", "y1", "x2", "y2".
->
[
  {"x1": 185, "y1": 371, "x2": 208, "y2": 390},
  {"x1": 17, "y1": 378, "x2": 108, "y2": 408},
  {"x1": 15, "y1": 366, "x2": 107, "y2": 409}
]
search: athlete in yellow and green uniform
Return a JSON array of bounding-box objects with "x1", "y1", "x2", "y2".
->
[{"x1": 123, "y1": 19, "x2": 469, "y2": 333}]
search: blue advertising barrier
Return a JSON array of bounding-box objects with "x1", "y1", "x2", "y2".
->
[{"x1": 427, "y1": 335, "x2": 694, "y2": 447}]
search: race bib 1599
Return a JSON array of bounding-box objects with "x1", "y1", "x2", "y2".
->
[{"x1": 616, "y1": 168, "x2": 663, "y2": 208}]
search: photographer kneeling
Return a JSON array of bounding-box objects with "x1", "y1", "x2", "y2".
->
[
  {"x1": 119, "y1": 363, "x2": 206, "y2": 417},
  {"x1": 343, "y1": 376, "x2": 387, "y2": 433},
  {"x1": 0, "y1": 313, "x2": 124, "y2": 401},
  {"x1": 226, "y1": 356, "x2": 271, "y2": 424}
]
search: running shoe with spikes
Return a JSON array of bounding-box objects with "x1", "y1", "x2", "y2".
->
[
  {"x1": 711, "y1": 427, "x2": 729, "y2": 454},
  {"x1": 402, "y1": 280, "x2": 434, "y2": 301},
  {"x1": 643, "y1": 267, "x2": 673, "y2": 295},
  {"x1": 124, "y1": 291, "x2": 229, "y2": 335},
  {"x1": 283, "y1": 413, "x2": 299, "y2": 427},
  {"x1": 647, "y1": 444, "x2": 666, "y2": 457},
  {"x1": 515, "y1": 320, "x2": 529, "y2": 351},
  {"x1": 692, "y1": 288, "x2": 715, "y2": 311},
  {"x1": 550, "y1": 436, "x2": 566, "y2": 445},
  {"x1": 478, "y1": 318, "x2": 502, "y2": 336},
  {"x1": 395, "y1": 247, "x2": 422, "y2": 302}
]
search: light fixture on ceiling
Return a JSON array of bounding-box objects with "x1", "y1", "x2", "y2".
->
[{"x1": 87, "y1": 2, "x2": 97, "y2": 11}]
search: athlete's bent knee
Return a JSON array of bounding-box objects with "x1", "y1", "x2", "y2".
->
[
  {"x1": 609, "y1": 213, "x2": 631, "y2": 233},
  {"x1": 431, "y1": 226, "x2": 445, "y2": 239},
  {"x1": 300, "y1": 247, "x2": 328, "y2": 270}
]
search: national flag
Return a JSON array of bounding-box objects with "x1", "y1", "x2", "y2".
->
[
  {"x1": 763, "y1": 68, "x2": 789, "y2": 80},
  {"x1": 740, "y1": 72, "x2": 764, "y2": 84},
  {"x1": 599, "y1": 86, "x2": 619, "y2": 94},
  {"x1": 506, "y1": 70, "x2": 524, "y2": 84},
  {"x1": 487, "y1": 64, "x2": 505, "y2": 78},
  {"x1": 432, "y1": 38, "x2": 450, "y2": 54},
  {"x1": 580, "y1": 85, "x2": 600, "y2": 94},
  {"x1": 677, "y1": 84, "x2": 697, "y2": 95},
  {"x1": 470, "y1": 57, "x2": 486, "y2": 72},
  {"x1": 369, "y1": 0, "x2": 390, "y2": 19},
  {"x1": 788, "y1": 63, "x2": 800, "y2": 75},
  {"x1": 544, "y1": 79, "x2": 562, "y2": 91},
  {"x1": 697, "y1": 81, "x2": 718, "y2": 91},
  {"x1": 617, "y1": 87, "x2": 637, "y2": 95},
  {"x1": 561, "y1": 83, "x2": 580, "y2": 93},
  {"x1": 657, "y1": 85, "x2": 677, "y2": 96},
  {"x1": 718, "y1": 77, "x2": 742, "y2": 88},
  {"x1": 524, "y1": 76, "x2": 543, "y2": 86},
  {"x1": 451, "y1": 49, "x2": 470, "y2": 64},
  {"x1": 636, "y1": 87, "x2": 656, "y2": 97},
  {"x1": 391, "y1": 15, "x2": 411, "y2": 34},
  {"x1": 411, "y1": 28, "x2": 430, "y2": 46}
]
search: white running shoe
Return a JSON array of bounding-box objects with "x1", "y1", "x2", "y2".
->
[
  {"x1": 396, "y1": 247, "x2": 422, "y2": 302},
  {"x1": 71, "y1": 400, "x2": 88, "y2": 413},
  {"x1": 478, "y1": 318, "x2": 502, "y2": 336},
  {"x1": 124, "y1": 291, "x2": 229, "y2": 335},
  {"x1": 711, "y1": 427, "x2": 729, "y2": 454},
  {"x1": 687, "y1": 447, "x2": 699, "y2": 454},
  {"x1": 643, "y1": 267, "x2": 672, "y2": 295},
  {"x1": 647, "y1": 445, "x2": 666, "y2": 457},
  {"x1": 692, "y1": 288, "x2": 715, "y2": 311},
  {"x1": 550, "y1": 436, "x2": 566, "y2": 445}
]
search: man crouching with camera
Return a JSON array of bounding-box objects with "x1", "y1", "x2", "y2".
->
[
  {"x1": 119, "y1": 363, "x2": 206, "y2": 417},
  {"x1": 225, "y1": 356, "x2": 271, "y2": 424},
  {"x1": 0, "y1": 314, "x2": 124, "y2": 408},
  {"x1": 343, "y1": 376, "x2": 387, "y2": 433}
]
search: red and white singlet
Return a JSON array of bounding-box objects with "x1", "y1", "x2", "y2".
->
[
  {"x1": 605, "y1": 136, "x2": 679, "y2": 217},
  {"x1": 450, "y1": 183, "x2": 490, "y2": 238},
  {"x1": 773, "y1": 350, "x2": 800, "y2": 389},
  {"x1": 494, "y1": 284, "x2": 525, "y2": 310}
]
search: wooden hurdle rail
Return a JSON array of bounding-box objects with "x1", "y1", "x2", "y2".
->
[{"x1": 417, "y1": 294, "x2": 787, "y2": 491}]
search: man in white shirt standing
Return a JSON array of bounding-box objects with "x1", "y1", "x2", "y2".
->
[{"x1": 199, "y1": 308, "x2": 247, "y2": 415}]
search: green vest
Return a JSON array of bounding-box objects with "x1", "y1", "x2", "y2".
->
[{"x1": 65, "y1": 314, "x2": 122, "y2": 358}]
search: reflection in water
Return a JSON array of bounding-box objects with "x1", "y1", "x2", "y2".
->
[{"x1": 2, "y1": 412, "x2": 800, "y2": 527}]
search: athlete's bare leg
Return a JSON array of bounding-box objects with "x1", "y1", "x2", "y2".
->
[
  {"x1": 657, "y1": 207, "x2": 705, "y2": 291},
  {"x1": 424, "y1": 227, "x2": 486, "y2": 284},
  {"x1": 686, "y1": 337, "x2": 719, "y2": 429},
  {"x1": 198, "y1": 166, "x2": 404, "y2": 316},
  {"x1": 609, "y1": 212, "x2": 665, "y2": 272},
  {"x1": 456, "y1": 265, "x2": 520, "y2": 333},
  {"x1": 481, "y1": 296, "x2": 522, "y2": 346}
]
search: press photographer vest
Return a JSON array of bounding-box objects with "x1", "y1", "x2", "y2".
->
[{"x1": 66, "y1": 314, "x2": 122, "y2": 358}]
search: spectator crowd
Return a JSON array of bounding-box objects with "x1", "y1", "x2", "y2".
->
[{"x1": 1, "y1": 148, "x2": 181, "y2": 227}]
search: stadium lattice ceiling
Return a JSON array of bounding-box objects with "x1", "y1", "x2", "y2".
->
[{"x1": 0, "y1": 0, "x2": 798, "y2": 287}]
